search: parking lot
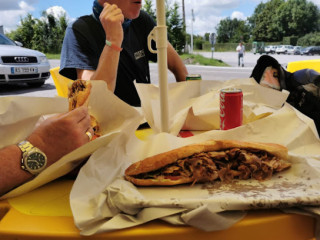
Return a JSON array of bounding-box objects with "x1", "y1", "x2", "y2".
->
[{"x1": 196, "y1": 51, "x2": 320, "y2": 68}]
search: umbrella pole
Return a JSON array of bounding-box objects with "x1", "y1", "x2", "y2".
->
[{"x1": 155, "y1": 0, "x2": 169, "y2": 133}]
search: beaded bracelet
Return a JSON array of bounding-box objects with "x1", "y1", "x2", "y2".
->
[{"x1": 105, "y1": 39, "x2": 123, "y2": 52}]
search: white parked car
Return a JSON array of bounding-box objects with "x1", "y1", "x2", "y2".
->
[
  {"x1": 0, "y1": 33, "x2": 50, "y2": 87},
  {"x1": 287, "y1": 46, "x2": 301, "y2": 55},
  {"x1": 275, "y1": 45, "x2": 293, "y2": 54},
  {"x1": 264, "y1": 45, "x2": 272, "y2": 53},
  {"x1": 264, "y1": 45, "x2": 276, "y2": 54}
]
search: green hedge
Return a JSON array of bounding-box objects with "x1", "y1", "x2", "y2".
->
[{"x1": 196, "y1": 42, "x2": 252, "y2": 52}]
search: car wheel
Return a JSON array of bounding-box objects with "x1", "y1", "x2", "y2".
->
[{"x1": 27, "y1": 81, "x2": 45, "y2": 88}]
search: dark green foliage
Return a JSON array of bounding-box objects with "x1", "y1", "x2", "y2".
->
[
  {"x1": 297, "y1": 32, "x2": 320, "y2": 46},
  {"x1": 143, "y1": 0, "x2": 186, "y2": 53},
  {"x1": 249, "y1": 0, "x2": 320, "y2": 42},
  {"x1": 216, "y1": 17, "x2": 250, "y2": 43},
  {"x1": 8, "y1": 12, "x2": 68, "y2": 54}
]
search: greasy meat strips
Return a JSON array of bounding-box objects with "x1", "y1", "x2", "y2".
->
[{"x1": 134, "y1": 148, "x2": 291, "y2": 184}]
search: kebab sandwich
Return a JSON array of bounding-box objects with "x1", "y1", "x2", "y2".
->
[
  {"x1": 68, "y1": 79, "x2": 100, "y2": 139},
  {"x1": 125, "y1": 140, "x2": 291, "y2": 186}
]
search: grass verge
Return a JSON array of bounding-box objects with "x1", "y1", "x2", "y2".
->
[
  {"x1": 181, "y1": 54, "x2": 229, "y2": 67},
  {"x1": 46, "y1": 53, "x2": 230, "y2": 67},
  {"x1": 45, "y1": 53, "x2": 60, "y2": 59}
]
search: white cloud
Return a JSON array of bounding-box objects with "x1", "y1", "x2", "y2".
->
[
  {"x1": 45, "y1": 6, "x2": 67, "y2": 19},
  {"x1": 150, "y1": 0, "x2": 242, "y2": 35},
  {"x1": 0, "y1": 1, "x2": 35, "y2": 33},
  {"x1": 231, "y1": 11, "x2": 246, "y2": 20},
  {"x1": 0, "y1": 3, "x2": 72, "y2": 33},
  {"x1": 187, "y1": 14, "x2": 223, "y2": 36},
  {"x1": 308, "y1": 0, "x2": 320, "y2": 6},
  {"x1": 19, "y1": 0, "x2": 35, "y2": 12},
  {"x1": 45, "y1": 6, "x2": 74, "y2": 23},
  {"x1": 184, "y1": 0, "x2": 241, "y2": 35}
]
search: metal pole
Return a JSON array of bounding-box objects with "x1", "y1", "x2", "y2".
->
[
  {"x1": 182, "y1": 0, "x2": 187, "y2": 52},
  {"x1": 191, "y1": 9, "x2": 194, "y2": 54},
  {"x1": 155, "y1": 0, "x2": 169, "y2": 132}
]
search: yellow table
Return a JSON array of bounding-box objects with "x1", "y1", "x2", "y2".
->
[
  {"x1": 287, "y1": 59, "x2": 320, "y2": 73},
  {"x1": 0, "y1": 178, "x2": 316, "y2": 240}
]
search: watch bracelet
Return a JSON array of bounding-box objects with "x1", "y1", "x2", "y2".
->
[{"x1": 18, "y1": 140, "x2": 34, "y2": 154}]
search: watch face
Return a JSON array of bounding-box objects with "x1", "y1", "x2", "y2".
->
[{"x1": 26, "y1": 152, "x2": 46, "y2": 171}]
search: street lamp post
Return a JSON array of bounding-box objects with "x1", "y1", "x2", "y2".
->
[
  {"x1": 182, "y1": 0, "x2": 187, "y2": 52},
  {"x1": 209, "y1": 33, "x2": 216, "y2": 59},
  {"x1": 191, "y1": 9, "x2": 194, "y2": 54}
]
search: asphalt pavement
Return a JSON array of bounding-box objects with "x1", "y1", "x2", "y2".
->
[{"x1": 0, "y1": 52, "x2": 319, "y2": 97}]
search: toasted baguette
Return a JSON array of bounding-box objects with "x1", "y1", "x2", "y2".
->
[{"x1": 125, "y1": 140, "x2": 289, "y2": 186}]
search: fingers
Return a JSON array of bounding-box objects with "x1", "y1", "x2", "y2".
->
[
  {"x1": 60, "y1": 106, "x2": 92, "y2": 138},
  {"x1": 65, "y1": 106, "x2": 90, "y2": 123},
  {"x1": 69, "y1": 106, "x2": 96, "y2": 142},
  {"x1": 85, "y1": 127, "x2": 95, "y2": 142},
  {"x1": 101, "y1": 3, "x2": 124, "y2": 24}
]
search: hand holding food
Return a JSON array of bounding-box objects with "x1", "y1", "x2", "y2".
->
[{"x1": 68, "y1": 80, "x2": 101, "y2": 139}]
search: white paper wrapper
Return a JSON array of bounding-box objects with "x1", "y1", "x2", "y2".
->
[
  {"x1": 70, "y1": 102, "x2": 320, "y2": 235},
  {"x1": 135, "y1": 78, "x2": 291, "y2": 135},
  {"x1": 1, "y1": 81, "x2": 143, "y2": 199}
]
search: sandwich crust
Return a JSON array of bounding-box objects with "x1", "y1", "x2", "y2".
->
[
  {"x1": 125, "y1": 140, "x2": 288, "y2": 177},
  {"x1": 124, "y1": 175, "x2": 194, "y2": 186}
]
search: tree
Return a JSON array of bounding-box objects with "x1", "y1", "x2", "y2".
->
[
  {"x1": 216, "y1": 18, "x2": 250, "y2": 43},
  {"x1": 8, "y1": 14, "x2": 35, "y2": 49},
  {"x1": 143, "y1": 0, "x2": 156, "y2": 22},
  {"x1": 8, "y1": 12, "x2": 68, "y2": 53},
  {"x1": 297, "y1": 32, "x2": 320, "y2": 46},
  {"x1": 143, "y1": 0, "x2": 186, "y2": 53},
  {"x1": 276, "y1": 0, "x2": 320, "y2": 37},
  {"x1": 167, "y1": 2, "x2": 186, "y2": 53},
  {"x1": 250, "y1": 0, "x2": 285, "y2": 41},
  {"x1": 249, "y1": 0, "x2": 320, "y2": 42}
]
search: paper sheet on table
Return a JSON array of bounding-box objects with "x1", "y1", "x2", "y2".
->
[
  {"x1": 70, "y1": 103, "x2": 320, "y2": 236},
  {"x1": 135, "y1": 78, "x2": 290, "y2": 136},
  {"x1": 1, "y1": 81, "x2": 143, "y2": 199}
]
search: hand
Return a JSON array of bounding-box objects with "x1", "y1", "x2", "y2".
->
[
  {"x1": 27, "y1": 106, "x2": 93, "y2": 166},
  {"x1": 100, "y1": 2, "x2": 124, "y2": 47}
]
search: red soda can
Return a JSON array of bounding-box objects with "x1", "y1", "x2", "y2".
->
[{"x1": 220, "y1": 88, "x2": 243, "y2": 130}]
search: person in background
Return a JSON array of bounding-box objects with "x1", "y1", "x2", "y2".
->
[
  {"x1": 60, "y1": 0, "x2": 188, "y2": 107},
  {"x1": 0, "y1": 106, "x2": 93, "y2": 196},
  {"x1": 236, "y1": 42, "x2": 245, "y2": 67}
]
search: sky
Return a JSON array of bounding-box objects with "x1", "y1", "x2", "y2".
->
[{"x1": 1, "y1": 0, "x2": 320, "y2": 36}]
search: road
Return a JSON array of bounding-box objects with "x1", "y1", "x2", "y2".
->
[{"x1": 0, "y1": 52, "x2": 319, "y2": 97}]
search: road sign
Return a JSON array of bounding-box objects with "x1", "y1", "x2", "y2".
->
[{"x1": 209, "y1": 33, "x2": 216, "y2": 45}]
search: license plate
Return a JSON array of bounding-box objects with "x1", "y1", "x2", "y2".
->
[{"x1": 11, "y1": 67, "x2": 38, "y2": 74}]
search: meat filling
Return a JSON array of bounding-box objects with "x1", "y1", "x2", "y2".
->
[
  {"x1": 68, "y1": 80, "x2": 87, "y2": 109},
  {"x1": 134, "y1": 148, "x2": 291, "y2": 183}
]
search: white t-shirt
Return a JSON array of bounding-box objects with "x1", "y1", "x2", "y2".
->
[{"x1": 236, "y1": 45, "x2": 245, "y2": 54}]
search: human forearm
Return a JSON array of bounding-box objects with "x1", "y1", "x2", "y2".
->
[
  {"x1": 167, "y1": 43, "x2": 188, "y2": 82},
  {"x1": 89, "y1": 45, "x2": 121, "y2": 91},
  {"x1": 170, "y1": 61, "x2": 188, "y2": 82},
  {"x1": 0, "y1": 107, "x2": 92, "y2": 196},
  {"x1": 0, "y1": 145, "x2": 32, "y2": 196},
  {"x1": 92, "y1": 2, "x2": 124, "y2": 91}
]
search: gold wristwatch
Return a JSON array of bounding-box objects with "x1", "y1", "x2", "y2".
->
[{"x1": 18, "y1": 140, "x2": 47, "y2": 175}]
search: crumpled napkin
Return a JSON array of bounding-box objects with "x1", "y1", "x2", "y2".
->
[{"x1": 135, "y1": 78, "x2": 289, "y2": 135}]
